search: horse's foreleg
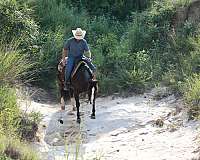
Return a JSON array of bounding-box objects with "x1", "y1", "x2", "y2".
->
[
  {"x1": 91, "y1": 85, "x2": 97, "y2": 119},
  {"x1": 61, "y1": 97, "x2": 65, "y2": 110},
  {"x1": 70, "y1": 97, "x2": 76, "y2": 111},
  {"x1": 88, "y1": 87, "x2": 92, "y2": 104},
  {"x1": 74, "y1": 94, "x2": 81, "y2": 123},
  {"x1": 60, "y1": 89, "x2": 66, "y2": 110}
]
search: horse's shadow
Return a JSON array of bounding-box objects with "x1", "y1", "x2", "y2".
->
[
  {"x1": 44, "y1": 109, "x2": 80, "y2": 146},
  {"x1": 43, "y1": 103, "x2": 89, "y2": 147}
]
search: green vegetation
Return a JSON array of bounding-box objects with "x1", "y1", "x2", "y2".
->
[
  {"x1": 0, "y1": 86, "x2": 19, "y2": 134},
  {"x1": 0, "y1": 0, "x2": 200, "y2": 158},
  {"x1": 0, "y1": 44, "x2": 35, "y2": 85},
  {"x1": 0, "y1": 44, "x2": 40, "y2": 159},
  {"x1": 182, "y1": 74, "x2": 200, "y2": 119},
  {"x1": 0, "y1": 135, "x2": 38, "y2": 160},
  {"x1": 0, "y1": 7, "x2": 40, "y2": 158}
]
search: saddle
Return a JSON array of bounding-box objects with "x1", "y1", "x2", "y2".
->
[
  {"x1": 57, "y1": 58, "x2": 93, "y2": 82},
  {"x1": 71, "y1": 60, "x2": 93, "y2": 79}
]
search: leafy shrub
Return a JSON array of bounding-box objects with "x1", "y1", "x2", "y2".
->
[
  {"x1": 125, "y1": 12, "x2": 158, "y2": 53},
  {"x1": 0, "y1": 154, "x2": 12, "y2": 160},
  {"x1": 18, "y1": 112, "x2": 42, "y2": 141},
  {"x1": 86, "y1": 16, "x2": 125, "y2": 42},
  {"x1": 65, "y1": 0, "x2": 152, "y2": 20},
  {"x1": 182, "y1": 74, "x2": 200, "y2": 119},
  {"x1": 33, "y1": 0, "x2": 88, "y2": 32},
  {"x1": 0, "y1": 86, "x2": 20, "y2": 134},
  {"x1": 35, "y1": 28, "x2": 64, "y2": 76},
  {"x1": 175, "y1": 0, "x2": 192, "y2": 7},
  {"x1": 0, "y1": 43, "x2": 35, "y2": 85},
  {"x1": 0, "y1": 85, "x2": 41, "y2": 142},
  {"x1": 0, "y1": 135, "x2": 38, "y2": 160},
  {"x1": 0, "y1": 0, "x2": 39, "y2": 52}
]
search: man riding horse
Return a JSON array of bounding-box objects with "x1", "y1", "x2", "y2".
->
[{"x1": 62, "y1": 28, "x2": 96, "y2": 90}]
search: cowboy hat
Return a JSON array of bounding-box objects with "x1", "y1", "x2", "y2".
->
[{"x1": 72, "y1": 28, "x2": 86, "y2": 40}]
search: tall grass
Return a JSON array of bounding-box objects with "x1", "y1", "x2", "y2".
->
[
  {"x1": 0, "y1": 42, "x2": 35, "y2": 85},
  {"x1": 0, "y1": 41, "x2": 39, "y2": 159},
  {"x1": 0, "y1": 86, "x2": 19, "y2": 134},
  {"x1": 182, "y1": 74, "x2": 200, "y2": 119},
  {"x1": 0, "y1": 135, "x2": 38, "y2": 160}
]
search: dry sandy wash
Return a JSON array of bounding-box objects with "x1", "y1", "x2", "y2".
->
[{"x1": 18, "y1": 86, "x2": 200, "y2": 160}]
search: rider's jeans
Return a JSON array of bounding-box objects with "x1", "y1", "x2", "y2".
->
[{"x1": 65, "y1": 56, "x2": 96, "y2": 83}]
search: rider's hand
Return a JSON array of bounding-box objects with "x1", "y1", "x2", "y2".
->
[{"x1": 88, "y1": 57, "x2": 92, "y2": 62}]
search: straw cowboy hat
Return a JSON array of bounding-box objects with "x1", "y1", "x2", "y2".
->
[{"x1": 72, "y1": 28, "x2": 86, "y2": 40}]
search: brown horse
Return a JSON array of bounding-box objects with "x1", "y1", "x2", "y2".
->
[{"x1": 57, "y1": 59, "x2": 98, "y2": 123}]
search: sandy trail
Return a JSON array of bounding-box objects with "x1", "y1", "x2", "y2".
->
[{"x1": 18, "y1": 87, "x2": 200, "y2": 160}]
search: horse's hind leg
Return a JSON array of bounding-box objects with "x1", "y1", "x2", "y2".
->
[
  {"x1": 61, "y1": 97, "x2": 65, "y2": 110},
  {"x1": 74, "y1": 93, "x2": 81, "y2": 123},
  {"x1": 60, "y1": 89, "x2": 65, "y2": 110},
  {"x1": 70, "y1": 98, "x2": 76, "y2": 111},
  {"x1": 88, "y1": 86, "x2": 92, "y2": 104},
  {"x1": 91, "y1": 85, "x2": 97, "y2": 119}
]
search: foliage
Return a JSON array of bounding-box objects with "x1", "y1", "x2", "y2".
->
[
  {"x1": 33, "y1": 0, "x2": 88, "y2": 32},
  {"x1": 0, "y1": 29, "x2": 39, "y2": 158},
  {"x1": 0, "y1": 0, "x2": 200, "y2": 157},
  {"x1": 0, "y1": 135, "x2": 38, "y2": 160},
  {"x1": 0, "y1": 0, "x2": 39, "y2": 52},
  {"x1": 0, "y1": 155, "x2": 12, "y2": 160},
  {"x1": 182, "y1": 74, "x2": 200, "y2": 119},
  {"x1": 1, "y1": 0, "x2": 198, "y2": 95},
  {"x1": 0, "y1": 43, "x2": 35, "y2": 85},
  {"x1": 0, "y1": 86, "x2": 20, "y2": 134},
  {"x1": 65, "y1": 0, "x2": 153, "y2": 19},
  {"x1": 18, "y1": 111, "x2": 42, "y2": 141},
  {"x1": 0, "y1": 78, "x2": 40, "y2": 158},
  {"x1": 0, "y1": 0, "x2": 199, "y2": 108},
  {"x1": 175, "y1": 0, "x2": 192, "y2": 7}
]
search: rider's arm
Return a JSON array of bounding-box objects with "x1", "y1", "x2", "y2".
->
[{"x1": 85, "y1": 50, "x2": 91, "y2": 59}]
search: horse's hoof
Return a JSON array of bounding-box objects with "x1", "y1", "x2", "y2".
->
[
  {"x1": 91, "y1": 114, "x2": 96, "y2": 119},
  {"x1": 58, "y1": 119, "x2": 64, "y2": 124},
  {"x1": 77, "y1": 118, "x2": 81, "y2": 123}
]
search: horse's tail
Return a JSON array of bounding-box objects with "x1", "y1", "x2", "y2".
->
[{"x1": 88, "y1": 80, "x2": 98, "y2": 104}]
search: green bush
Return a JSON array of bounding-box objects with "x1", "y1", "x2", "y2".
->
[
  {"x1": 182, "y1": 74, "x2": 200, "y2": 119},
  {"x1": 0, "y1": 0, "x2": 39, "y2": 52},
  {"x1": 0, "y1": 155, "x2": 12, "y2": 160},
  {"x1": 5, "y1": 0, "x2": 196, "y2": 96},
  {"x1": 65, "y1": 0, "x2": 152, "y2": 20},
  {"x1": 125, "y1": 12, "x2": 157, "y2": 53},
  {"x1": 0, "y1": 86, "x2": 20, "y2": 134},
  {"x1": 0, "y1": 135, "x2": 38, "y2": 160},
  {"x1": 35, "y1": 28, "x2": 64, "y2": 77},
  {"x1": 33, "y1": 0, "x2": 88, "y2": 32},
  {"x1": 0, "y1": 43, "x2": 35, "y2": 85},
  {"x1": 160, "y1": 22, "x2": 200, "y2": 87},
  {"x1": 18, "y1": 112, "x2": 42, "y2": 141}
]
